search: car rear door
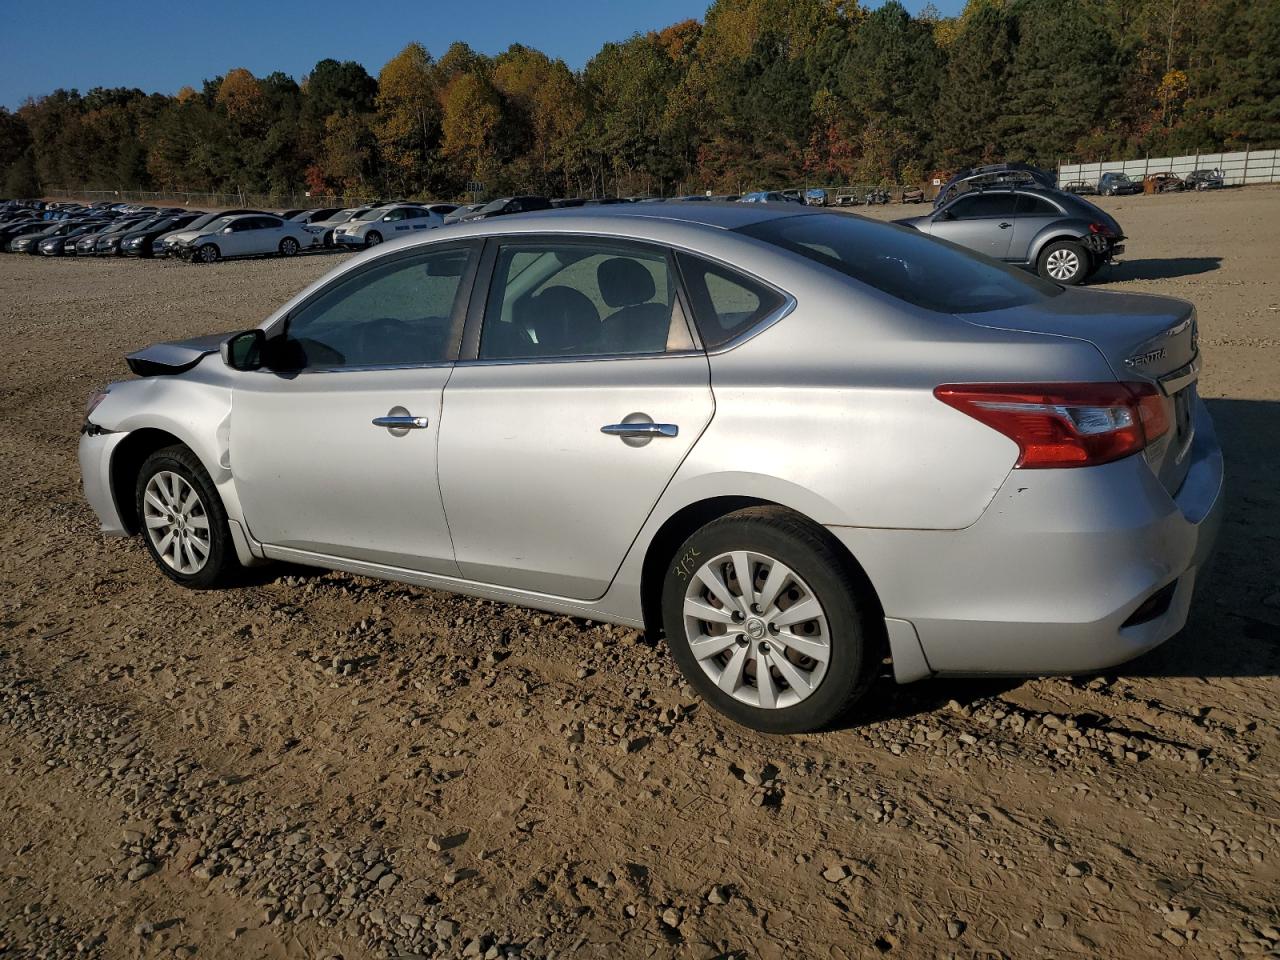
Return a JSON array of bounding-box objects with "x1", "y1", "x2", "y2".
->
[
  {"x1": 436, "y1": 235, "x2": 714, "y2": 599},
  {"x1": 928, "y1": 193, "x2": 1020, "y2": 259},
  {"x1": 1008, "y1": 193, "x2": 1064, "y2": 263},
  {"x1": 230, "y1": 242, "x2": 480, "y2": 573}
]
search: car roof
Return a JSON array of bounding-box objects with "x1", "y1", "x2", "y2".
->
[{"x1": 500, "y1": 201, "x2": 811, "y2": 231}]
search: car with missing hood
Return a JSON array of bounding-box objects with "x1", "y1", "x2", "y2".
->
[
  {"x1": 174, "y1": 213, "x2": 320, "y2": 263},
  {"x1": 157, "y1": 210, "x2": 269, "y2": 257},
  {"x1": 1098, "y1": 172, "x2": 1141, "y2": 196},
  {"x1": 332, "y1": 204, "x2": 446, "y2": 248},
  {"x1": 78, "y1": 203, "x2": 1220, "y2": 734},
  {"x1": 895, "y1": 185, "x2": 1125, "y2": 285},
  {"x1": 1185, "y1": 169, "x2": 1225, "y2": 191}
]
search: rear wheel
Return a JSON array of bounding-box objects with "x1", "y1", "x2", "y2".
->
[
  {"x1": 135, "y1": 445, "x2": 240, "y2": 589},
  {"x1": 279, "y1": 236, "x2": 299, "y2": 257},
  {"x1": 1037, "y1": 240, "x2": 1088, "y2": 285},
  {"x1": 365, "y1": 230, "x2": 383, "y2": 247},
  {"x1": 195, "y1": 243, "x2": 220, "y2": 264},
  {"x1": 661, "y1": 508, "x2": 880, "y2": 733}
]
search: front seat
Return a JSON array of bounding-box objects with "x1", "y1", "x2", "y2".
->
[{"x1": 597, "y1": 258, "x2": 670, "y2": 353}]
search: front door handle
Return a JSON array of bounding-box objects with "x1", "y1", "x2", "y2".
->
[
  {"x1": 998, "y1": 221, "x2": 1012, "y2": 229},
  {"x1": 601, "y1": 422, "x2": 679, "y2": 439},
  {"x1": 372, "y1": 415, "x2": 429, "y2": 429}
]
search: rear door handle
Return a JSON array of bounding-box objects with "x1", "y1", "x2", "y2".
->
[
  {"x1": 601, "y1": 422, "x2": 679, "y2": 438},
  {"x1": 372, "y1": 415, "x2": 429, "y2": 429},
  {"x1": 998, "y1": 221, "x2": 1012, "y2": 229}
]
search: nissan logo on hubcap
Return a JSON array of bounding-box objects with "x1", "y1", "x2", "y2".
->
[{"x1": 745, "y1": 618, "x2": 766, "y2": 640}]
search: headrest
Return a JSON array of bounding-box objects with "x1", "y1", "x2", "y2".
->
[
  {"x1": 518, "y1": 285, "x2": 599, "y2": 353},
  {"x1": 597, "y1": 257, "x2": 656, "y2": 308}
]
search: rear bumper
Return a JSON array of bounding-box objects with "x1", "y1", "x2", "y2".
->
[
  {"x1": 78, "y1": 429, "x2": 130, "y2": 536},
  {"x1": 831, "y1": 396, "x2": 1223, "y2": 679}
]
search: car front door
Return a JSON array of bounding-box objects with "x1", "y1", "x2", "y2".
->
[
  {"x1": 230, "y1": 242, "x2": 479, "y2": 573},
  {"x1": 927, "y1": 193, "x2": 1020, "y2": 259},
  {"x1": 437, "y1": 236, "x2": 715, "y2": 599}
]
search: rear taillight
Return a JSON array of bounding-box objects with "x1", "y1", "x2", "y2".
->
[
  {"x1": 934, "y1": 382, "x2": 1170, "y2": 468},
  {"x1": 1088, "y1": 221, "x2": 1116, "y2": 237}
]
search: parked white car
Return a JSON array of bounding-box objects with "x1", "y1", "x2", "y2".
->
[
  {"x1": 174, "y1": 214, "x2": 320, "y2": 263},
  {"x1": 333, "y1": 205, "x2": 445, "y2": 248}
]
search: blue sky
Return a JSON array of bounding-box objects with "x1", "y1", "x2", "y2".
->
[{"x1": 0, "y1": 0, "x2": 964, "y2": 109}]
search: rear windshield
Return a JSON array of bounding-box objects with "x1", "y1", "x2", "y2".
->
[{"x1": 737, "y1": 213, "x2": 1062, "y2": 313}]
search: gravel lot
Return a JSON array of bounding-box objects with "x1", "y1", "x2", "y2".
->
[{"x1": 1, "y1": 190, "x2": 1278, "y2": 959}]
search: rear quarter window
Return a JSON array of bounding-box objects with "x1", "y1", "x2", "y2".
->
[{"x1": 675, "y1": 253, "x2": 785, "y2": 348}]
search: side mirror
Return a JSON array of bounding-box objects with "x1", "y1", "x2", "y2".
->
[
  {"x1": 222, "y1": 225, "x2": 234, "y2": 234},
  {"x1": 383, "y1": 214, "x2": 394, "y2": 221},
  {"x1": 935, "y1": 209, "x2": 954, "y2": 222},
  {"x1": 220, "y1": 329, "x2": 265, "y2": 371}
]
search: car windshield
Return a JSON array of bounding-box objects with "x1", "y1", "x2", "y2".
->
[
  {"x1": 202, "y1": 216, "x2": 234, "y2": 232},
  {"x1": 477, "y1": 198, "x2": 511, "y2": 214},
  {"x1": 738, "y1": 213, "x2": 1063, "y2": 313},
  {"x1": 352, "y1": 208, "x2": 386, "y2": 222}
]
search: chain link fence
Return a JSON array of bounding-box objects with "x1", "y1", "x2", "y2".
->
[{"x1": 43, "y1": 187, "x2": 386, "y2": 211}]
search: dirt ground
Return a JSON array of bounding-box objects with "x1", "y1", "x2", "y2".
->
[{"x1": 0, "y1": 189, "x2": 1277, "y2": 960}]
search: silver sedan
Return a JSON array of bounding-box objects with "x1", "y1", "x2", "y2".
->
[{"x1": 78, "y1": 205, "x2": 1223, "y2": 732}]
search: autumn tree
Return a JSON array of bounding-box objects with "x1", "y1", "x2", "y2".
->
[
  {"x1": 440, "y1": 71, "x2": 503, "y2": 190},
  {"x1": 934, "y1": 0, "x2": 1016, "y2": 167},
  {"x1": 375, "y1": 43, "x2": 441, "y2": 195}
]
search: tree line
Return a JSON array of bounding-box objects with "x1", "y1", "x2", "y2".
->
[{"x1": 1, "y1": 0, "x2": 1276, "y2": 201}]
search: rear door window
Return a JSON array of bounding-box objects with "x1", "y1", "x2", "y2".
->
[{"x1": 1015, "y1": 194, "x2": 1059, "y2": 216}]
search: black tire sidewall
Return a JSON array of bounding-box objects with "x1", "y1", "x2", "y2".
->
[
  {"x1": 366, "y1": 231, "x2": 382, "y2": 247},
  {"x1": 1038, "y1": 240, "x2": 1088, "y2": 285},
  {"x1": 280, "y1": 237, "x2": 298, "y2": 256},
  {"x1": 197, "y1": 243, "x2": 219, "y2": 263},
  {"x1": 660, "y1": 512, "x2": 874, "y2": 734},
  {"x1": 135, "y1": 445, "x2": 235, "y2": 589}
]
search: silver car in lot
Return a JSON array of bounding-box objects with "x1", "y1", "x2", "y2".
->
[
  {"x1": 896, "y1": 186, "x2": 1126, "y2": 285},
  {"x1": 79, "y1": 205, "x2": 1222, "y2": 732},
  {"x1": 333, "y1": 205, "x2": 446, "y2": 248},
  {"x1": 174, "y1": 213, "x2": 320, "y2": 263}
]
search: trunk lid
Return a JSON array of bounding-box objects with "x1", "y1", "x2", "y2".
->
[{"x1": 960, "y1": 288, "x2": 1200, "y2": 495}]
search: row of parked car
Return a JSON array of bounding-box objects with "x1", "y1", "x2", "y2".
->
[
  {"x1": 1063, "y1": 168, "x2": 1227, "y2": 196},
  {"x1": 0, "y1": 199, "x2": 470, "y2": 261}
]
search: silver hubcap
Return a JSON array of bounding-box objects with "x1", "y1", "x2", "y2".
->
[
  {"x1": 199, "y1": 246, "x2": 216, "y2": 263},
  {"x1": 367, "y1": 233, "x2": 381, "y2": 246},
  {"x1": 1046, "y1": 248, "x2": 1080, "y2": 280},
  {"x1": 282, "y1": 239, "x2": 296, "y2": 254},
  {"x1": 143, "y1": 471, "x2": 211, "y2": 575},
  {"x1": 683, "y1": 551, "x2": 831, "y2": 709}
]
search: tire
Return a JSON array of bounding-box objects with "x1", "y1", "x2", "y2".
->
[
  {"x1": 660, "y1": 507, "x2": 881, "y2": 734},
  {"x1": 365, "y1": 230, "x2": 383, "y2": 247},
  {"x1": 134, "y1": 444, "x2": 241, "y2": 589},
  {"x1": 279, "y1": 236, "x2": 299, "y2": 257},
  {"x1": 1037, "y1": 239, "x2": 1089, "y2": 285},
  {"x1": 195, "y1": 243, "x2": 220, "y2": 264}
]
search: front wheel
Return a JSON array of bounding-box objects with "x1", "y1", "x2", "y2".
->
[
  {"x1": 195, "y1": 243, "x2": 220, "y2": 264},
  {"x1": 365, "y1": 230, "x2": 383, "y2": 247},
  {"x1": 1037, "y1": 239, "x2": 1089, "y2": 285},
  {"x1": 135, "y1": 445, "x2": 241, "y2": 589},
  {"x1": 279, "y1": 236, "x2": 299, "y2": 256},
  {"x1": 661, "y1": 508, "x2": 880, "y2": 733}
]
